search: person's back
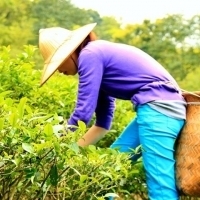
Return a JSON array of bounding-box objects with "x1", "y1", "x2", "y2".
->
[{"x1": 79, "y1": 40, "x2": 184, "y2": 105}]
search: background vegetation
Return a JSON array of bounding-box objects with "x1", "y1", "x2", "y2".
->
[
  {"x1": 1, "y1": 0, "x2": 200, "y2": 91},
  {"x1": 0, "y1": 0, "x2": 200, "y2": 199}
]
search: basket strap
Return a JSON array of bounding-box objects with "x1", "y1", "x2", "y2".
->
[
  {"x1": 181, "y1": 88, "x2": 200, "y2": 99},
  {"x1": 187, "y1": 102, "x2": 200, "y2": 105},
  {"x1": 164, "y1": 82, "x2": 200, "y2": 99}
]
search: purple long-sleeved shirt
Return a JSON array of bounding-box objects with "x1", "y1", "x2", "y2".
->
[{"x1": 68, "y1": 40, "x2": 184, "y2": 129}]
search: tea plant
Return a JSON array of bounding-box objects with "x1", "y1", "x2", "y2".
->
[
  {"x1": 0, "y1": 93, "x2": 136, "y2": 199},
  {"x1": 0, "y1": 46, "x2": 148, "y2": 199}
]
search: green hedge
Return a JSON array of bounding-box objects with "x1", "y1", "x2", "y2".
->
[{"x1": 0, "y1": 46, "x2": 147, "y2": 199}]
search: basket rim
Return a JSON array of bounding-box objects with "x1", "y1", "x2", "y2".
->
[
  {"x1": 182, "y1": 91, "x2": 200, "y2": 98},
  {"x1": 187, "y1": 102, "x2": 200, "y2": 105}
]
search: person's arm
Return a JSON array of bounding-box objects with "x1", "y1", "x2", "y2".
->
[
  {"x1": 77, "y1": 91, "x2": 115, "y2": 147},
  {"x1": 67, "y1": 50, "x2": 103, "y2": 127},
  {"x1": 77, "y1": 125, "x2": 108, "y2": 147},
  {"x1": 68, "y1": 49, "x2": 115, "y2": 144}
]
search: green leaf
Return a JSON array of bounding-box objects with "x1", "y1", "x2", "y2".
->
[
  {"x1": 5, "y1": 98, "x2": 14, "y2": 106},
  {"x1": 28, "y1": 114, "x2": 53, "y2": 123},
  {"x1": 0, "y1": 91, "x2": 12, "y2": 98},
  {"x1": 78, "y1": 120, "x2": 86, "y2": 132},
  {"x1": 25, "y1": 105, "x2": 32, "y2": 114},
  {"x1": 22, "y1": 52, "x2": 28, "y2": 59},
  {"x1": 104, "y1": 193, "x2": 119, "y2": 198},
  {"x1": 33, "y1": 142, "x2": 51, "y2": 152},
  {"x1": 0, "y1": 161, "x2": 4, "y2": 168},
  {"x1": 24, "y1": 168, "x2": 36, "y2": 179},
  {"x1": 31, "y1": 176, "x2": 35, "y2": 184},
  {"x1": 99, "y1": 154, "x2": 108, "y2": 159},
  {"x1": 11, "y1": 158, "x2": 21, "y2": 166},
  {"x1": 9, "y1": 112, "x2": 18, "y2": 127},
  {"x1": 99, "y1": 171, "x2": 112, "y2": 179},
  {"x1": 79, "y1": 174, "x2": 88, "y2": 184},
  {"x1": 50, "y1": 165, "x2": 58, "y2": 186},
  {"x1": 22, "y1": 143, "x2": 34, "y2": 153},
  {"x1": 53, "y1": 141, "x2": 60, "y2": 154},
  {"x1": 67, "y1": 142, "x2": 79, "y2": 154},
  {"x1": 71, "y1": 167, "x2": 81, "y2": 176},
  {"x1": 0, "y1": 118, "x2": 4, "y2": 130},
  {"x1": 44, "y1": 123, "x2": 53, "y2": 137},
  {"x1": 18, "y1": 97, "x2": 27, "y2": 118}
]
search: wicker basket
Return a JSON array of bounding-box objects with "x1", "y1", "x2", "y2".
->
[{"x1": 176, "y1": 91, "x2": 200, "y2": 197}]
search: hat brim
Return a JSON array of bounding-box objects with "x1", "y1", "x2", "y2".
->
[{"x1": 40, "y1": 23, "x2": 97, "y2": 86}]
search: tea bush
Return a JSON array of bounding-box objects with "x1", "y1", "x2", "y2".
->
[
  {"x1": 0, "y1": 46, "x2": 77, "y2": 118},
  {"x1": 0, "y1": 93, "x2": 133, "y2": 199},
  {"x1": 0, "y1": 46, "x2": 147, "y2": 199}
]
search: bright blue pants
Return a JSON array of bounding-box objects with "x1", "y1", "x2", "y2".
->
[{"x1": 110, "y1": 104, "x2": 185, "y2": 200}]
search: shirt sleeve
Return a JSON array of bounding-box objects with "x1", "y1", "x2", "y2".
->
[
  {"x1": 95, "y1": 90, "x2": 115, "y2": 130},
  {"x1": 68, "y1": 48, "x2": 111, "y2": 129}
]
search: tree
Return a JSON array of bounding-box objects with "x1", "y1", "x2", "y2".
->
[
  {"x1": 0, "y1": 0, "x2": 34, "y2": 53},
  {"x1": 112, "y1": 15, "x2": 200, "y2": 81},
  {"x1": 95, "y1": 16, "x2": 122, "y2": 41}
]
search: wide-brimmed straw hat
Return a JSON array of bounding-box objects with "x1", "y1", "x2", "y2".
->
[{"x1": 39, "y1": 23, "x2": 97, "y2": 86}]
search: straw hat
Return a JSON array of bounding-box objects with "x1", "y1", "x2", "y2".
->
[{"x1": 39, "y1": 23, "x2": 97, "y2": 86}]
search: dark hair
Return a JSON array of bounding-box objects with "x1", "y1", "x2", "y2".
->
[
  {"x1": 75, "y1": 32, "x2": 97, "y2": 56},
  {"x1": 75, "y1": 35, "x2": 90, "y2": 55}
]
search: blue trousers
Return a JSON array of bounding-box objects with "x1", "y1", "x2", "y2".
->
[{"x1": 110, "y1": 104, "x2": 185, "y2": 200}]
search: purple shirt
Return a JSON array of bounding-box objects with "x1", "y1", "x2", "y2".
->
[{"x1": 68, "y1": 40, "x2": 184, "y2": 129}]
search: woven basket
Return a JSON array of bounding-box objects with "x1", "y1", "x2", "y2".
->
[{"x1": 176, "y1": 91, "x2": 200, "y2": 197}]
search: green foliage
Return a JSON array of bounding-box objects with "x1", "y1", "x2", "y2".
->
[
  {"x1": 30, "y1": 0, "x2": 101, "y2": 45},
  {"x1": 179, "y1": 66, "x2": 200, "y2": 91},
  {"x1": 1, "y1": 0, "x2": 200, "y2": 85},
  {"x1": 0, "y1": 45, "x2": 38, "y2": 98},
  {"x1": 0, "y1": 93, "x2": 135, "y2": 199},
  {"x1": 188, "y1": 15, "x2": 200, "y2": 47},
  {"x1": 0, "y1": 45, "x2": 77, "y2": 118},
  {"x1": 0, "y1": 44, "x2": 147, "y2": 199},
  {"x1": 95, "y1": 16, "x2": 122, "y2": 41},
  {"x1": 0, "y1": 0, "x2": 35, "y2": 56}
]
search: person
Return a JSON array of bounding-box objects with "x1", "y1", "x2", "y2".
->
[{"x1": 39, "y1": 23, "x2": 186, "y2": 200}]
